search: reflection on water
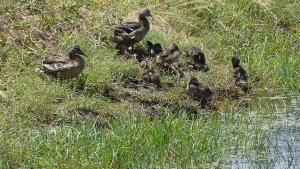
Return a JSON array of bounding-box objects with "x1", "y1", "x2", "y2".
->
[{"x1": 226, "y1": 96, "x2": 300, "y2": 168}]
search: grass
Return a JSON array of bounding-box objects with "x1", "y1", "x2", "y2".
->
[{"x1": 0, "y1": 0, "x2": 300, "y2": 168}]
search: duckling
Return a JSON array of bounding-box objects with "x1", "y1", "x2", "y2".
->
[
  {"x1": 155, "y1": 44, "x2": 180, "y2": 67},
  {"x1": 185, "y1": 46, "x2": 209, "y2": 71},
  {"x1": 110, "y1": 8, "x2": 153, "y2": 54},
  {"x1": 232, "y1": 56, "x2": 249, "y2": 92},
  {"x1": 146, "y1": 40, "x2": 163, "y2": 57},
  {"x1": 232, "y1": 56, "x2": 248, "y2": 82},
  {"x1": 140, "y1": 60, "x2": 161, "y2": 88},
  {"x1": 155, "y1": 44, "x2": 181, "y2": 82},
  {"x1": 186, "y1": 77, "x2": 213, "y2": 107},
  {"x1": 40, "y1": 46, "x2": 86, "y2": 80}
]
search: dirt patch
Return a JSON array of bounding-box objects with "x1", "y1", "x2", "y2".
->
[
  {"x1": 122, "y1": 76, "x2": 162, "y2": 91},
  {"x1": 129, "y1": 95, "x2": 199, "y2": 119},
  {"x1": 102, "y1": 88, "x2": 121, "y2": 102},
  {"x1": 75, "y1": 108, "x2": 118, "y2": 128}
]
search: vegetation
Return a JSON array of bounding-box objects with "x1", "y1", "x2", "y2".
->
[{"x1": 0, "y1": 0, "x2": 299, "y2": 168}]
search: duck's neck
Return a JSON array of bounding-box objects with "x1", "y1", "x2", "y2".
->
[
  {"x1": 71, "y1": 55, "x2": 85, "y2": 65},
  {"x1": 232, "y1": 64, "x2": 240, "y2": 68},
  {"x1": 139, "y1": 15, "x2": 150, "y2": 31}
]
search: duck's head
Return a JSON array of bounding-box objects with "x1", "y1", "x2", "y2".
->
[
  {"x1": 171, "y1": 44, "x2": 180, "y2": 52},
  {"x1": 69, "y1": 46, "x2": 85, "y2": 59},
  {"x1": 231, "y1": 56, "x2": 240, "y2": 68},
  {"x1": 146, "y1": 40, "x2": 153, "y2": 48},
  {"x1": 147, "y1": 41, "x2": 163, "y2": 55},
  {"x1": 185, "y1": 49, "x2": 193, "y2": 57},
  {"x1": 140, "y1": 8, "x2": 153, "y2": 20},
  {"x1": 153, "y1": 43, "x2": 163, "y2": 53},
  {"x1": 188, "y1": 77, "x2": 200, "y2": 85}
]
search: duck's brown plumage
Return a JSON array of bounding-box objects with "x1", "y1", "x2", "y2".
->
[
  {"x1": 186, "y1": 77, "x2": 213, "y2": 101},
  {"x1": 185, "y1": 46, "x2": 208, "y2": 71},
  {"x1": 231, "y1": 57, "x2": 248, "y2": 82},
  {"x1": 111, "y1": 8, "x2": 153, "y2": 51},
  {"x1": 140, "y1": 60, "x2": 161, "y2": 88},
  {"x1": 42, "y1": 46, "x2": 86, "y2": 80},
  {"x1": 155, "y1": 44, "x2": 180, "y2": 67}
]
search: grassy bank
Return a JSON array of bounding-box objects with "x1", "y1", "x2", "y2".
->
[{"x1": 0, "y1": 0, "x2": 299, "y2": 168}]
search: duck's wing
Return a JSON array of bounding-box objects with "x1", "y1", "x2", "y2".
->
[
  {"x1": 156, "y1": 49, "x2": 171, "y2": 61},
  {"x1": 195, "y1": 85, "x2": 213, "y2": 99},
  {"x1": 43, "y1": 60, "x2": 78, "y2": 73},
  {"x1": 240, "y1": 67, "x2": 248, "y2": 80},
  {"x1": 42, "y1": 57, "x2": 69, "y2": 64},
  {"x1": 114, "y1": 21, "x2": 141, "y2": 33},
  {"x1": 120, "y1": 21, "x2": 141, "y2": 30},
  {"x1": 233, "y1": 66, "x2": 248, "y2": 81}
]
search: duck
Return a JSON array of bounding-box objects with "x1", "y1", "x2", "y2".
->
[
  {"x1": 186, "y1": 77, "x2": 213, "y2": 107},
  {"x1": 110, "y1": 8, "x2": 153, "y2": 54},
  {"x1": 140, "y1": 60, "x2": 161, "y2": 88},
  {"x1": 231, "y1": 56, "x2": 249, "y2": 92},
  {"x1": 154, "y1": 43, "x2": 181, "y2": 82},
  {"x1": 146, "y1": 40, "x2": 163, "y2": 57},
  {"x1": 185, "y1": 46, "x2": 209, "y2": 71},
  {"x1": 231, "y1": 56, "x2": 248, "y2": 83},
  {"x1": 155, "y1": 44, "x2": 180, "y2": 67},
  {"x1": 40, "y1": 46, "x2": 86, "y2": 80}
]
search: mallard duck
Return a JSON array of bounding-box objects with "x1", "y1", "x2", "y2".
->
[
  {"x1": 40, "y1": 46, "x2": 86, "y2": 80},
  {"x1": 186, "y1": 77, "x2": 213, "y2": 107},
  {"x1": 232, "y1": 56, "x2": 249, "y2": 92},
  {"x1": 155, "y1": 44, "x2": 180, "y2": 67},
  {"x1": 140, "y1": 60, "x2": 161, "y2": 88},
  {"x1": 154, "y1": 43, "x2": 181, "y2": 82},
  {"x1": 185, "y1": 46, "x2": 209, "y2": 71},
  {"x1": 146, "y1": 40, "x2": 163, "y2": 57},
  {"x1": 231, "y1": 57, "x2": 248, "y2": 82},
  {"x1": 110, "y1": 8, "x2": 153, "y2": 54}
]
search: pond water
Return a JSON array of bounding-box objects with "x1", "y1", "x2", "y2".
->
[{"x1": 226, "y1": 95, "x2": 300, "y2": 168}]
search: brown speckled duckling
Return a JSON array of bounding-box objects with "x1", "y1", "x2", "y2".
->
[
  {"x1": 185, "y1": 46, "x2": 209, "y2": 71},
  {"x1": 111, "y1": 8, "x2": 153, "y2": 54},
  {"x1": 140, "y1": 60, "x2": 161, "y2": 88},
  {"x1": 186, "y1": 77, "x2": 213, "y2": 107},
  {"x1": 41, "y1": 46, "x2": 86, "y2": 80},
  {"x1": 232, "y1": 57, "x2": 248, "y2": 83},
  {"x1": 232, "y1": 56, "x2": 249, "y2": 92},
  {"x1": 155, "y1": 44, "x2": 180, "y2": 67}
]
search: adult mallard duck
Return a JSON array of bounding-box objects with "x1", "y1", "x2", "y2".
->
[
  {"x1": 140, "y1": 60, "x2": 161, "y2": 88},
  {"x1": 40, "y1": 46, "x2": 86, "y2": 80},
  {"x1": 186, "y1": 77, "x2": 213, "y2": 107},
  {"x1": 111, "y1": 8, "x2": 153, "y2": 54},
  {"x1": 185, "y1": 46, "x2": 209, "y2": 71}
]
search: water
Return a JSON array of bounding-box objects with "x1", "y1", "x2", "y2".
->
[{"x1": 226, "y1": 96, "x2": 300, "y2": 169}]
